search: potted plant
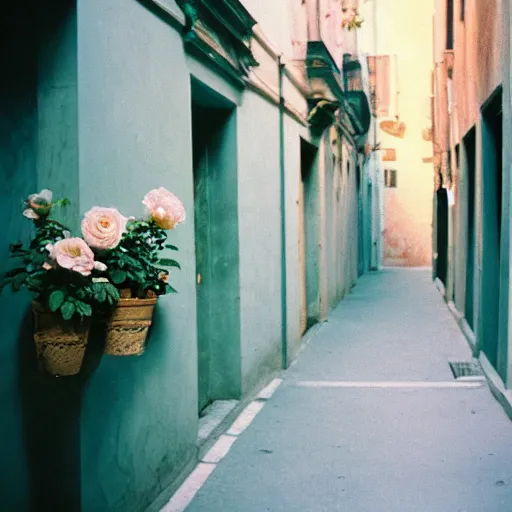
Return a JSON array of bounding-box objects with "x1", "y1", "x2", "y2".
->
[
  {"x1": 1, "y1": 190, "x2": 119, "y2": 376},
  {"x1": 85, "y1": 187, "x2": 185, "y2": 356}
]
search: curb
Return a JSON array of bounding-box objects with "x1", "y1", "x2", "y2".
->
[
  {"x1": 479, "y1": 352, "x2": 512, "y2": 420},
  {"x1": 434, "y1": 277, "x2": 446, "y2": 298},
  {"x1": 441, "y1": 293, "x2": 512, "y2": 421},
  {"x1": 148, "y1": 321, "x2": 326, "y2": 511},
  {"x1": 445, "y1": 300, "x2": 477, "y2": 353},
  {"x1": 157, "y1": 377, "x2": 284, "y2": 512}
]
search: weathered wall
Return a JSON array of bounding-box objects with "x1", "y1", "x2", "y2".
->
[
  {"x1": 76, "y1": 1, "x2": 198, "y2": 509},
  {"x1": 0, "y1": 5, "x2": 38, "y2": 508},
  {"x1": 237, "y1": 90, "x2": 282, "y2": 392},
  {"x1": 284, "y1": 115, "x2": 310, "y2": 362},
  {"x1": 38, "y1": 3, "x2": 80, "y2": 229},
  {"x1": 504, "y1": 0, "x2": 512, "y2": 387},
  {"x1": 433, "y1": 0, "x2": 508, "y2": 386},
  {"x1": 325, "y1": 133, "x2": 359, "y2": 307},
  {"x1": 0, "y1": 0, "x2": 376, "y2": 509},
  {"x1": 241, "y1": 0, "x2": 294, "y2": 58},
  {"x1": 360, "y1": 0, "x2": 434, "y2": 267},
  {"x1": 288, "y1": 0, "x2": 359, "y2": 66},
  {"x1": 452, "y1": 0, "x2": 502, "y2": 141}
]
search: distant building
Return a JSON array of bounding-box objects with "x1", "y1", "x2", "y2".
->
[{"x1": 359, "y1": 0, "x2": 435, "y2": 267}]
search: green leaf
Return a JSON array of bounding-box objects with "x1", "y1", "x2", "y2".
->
[
  {"x1": 32, "y1": 253, "x2": 46, "y2": 265},
  {"x1": 158, "y1": 259, "x2": 181, "y2": 269},
  {"x1": 75, "y1": 301, "x2": 92, "y2": 317},
  {"x1": 110, "y1": 270, "x2": 127, "y2": 284},
  {"x1": 94, "y1": 286, "x2": 107, "y2": 303},
  {"x1": 49, "y1": 290, "x2": 66, "y2": 312},
  {"x1": 26, "y1": 276, "x2": 43, "y2": 290},
  {"x1": 12, "y1": 272, "x2": 28, "y2": 292},
  {"x1": 104, "y1": 283, "x2": 120, "y2": 302},
  {"x1": 127, "y1": 271, "x2": 143, "y2": 283},
  {"x1": 120, "y1": 254, "x2": 140, "y2": 266},
  {"x1": 6, "y1": 268, "x2": 25, "y2": 278},
  {"x1": 61, "y1": 301, "x2": 76, "y2": 321},
  {"x1": 135, "y1": 270, "x2": 147, "y2": 281}
]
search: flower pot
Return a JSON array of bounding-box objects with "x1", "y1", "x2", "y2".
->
[
  {"x1": 104, "y1": 297, "x2": 157, "y2": 356},
  {"x1": 32, "y1": 302, "x2": 89, "y2": 376}
]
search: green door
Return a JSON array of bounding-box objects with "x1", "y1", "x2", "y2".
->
[{"x1": 193, "y1": 107, "x2": 212, "y2": 413}]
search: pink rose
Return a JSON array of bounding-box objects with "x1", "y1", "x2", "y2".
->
[
  {"x1": 142, "y1": 187, "x2": 186, "y2": 230},
  {"x1": 81, "y1": 207, "x2": 128, "y2": 250},
  {"x1": 46, "y1": 238, "x2": 106, "y2": 276}
]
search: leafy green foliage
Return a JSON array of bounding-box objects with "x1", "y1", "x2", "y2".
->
[
  {"x1": 61, "y1": 301, "x2": 76, "y2": 321},
  {"x1": 0, "y1": 199, "x2": 120, "y2": 322},
  {"x1": 49, "y1": 290, "x2": 66, "y2": 312},
  {"x1": 98, "y1": 220, "x2": 181, "y2": 297},
  {"x1": 110, "y1": 270, "x2": 127, "y2": 284},
  {"x1": 2, "y1": 191, "x2": 182, "y2": 321},
  {"x1": 158, "y1": 258, "x2": 181, "y2": 269}
]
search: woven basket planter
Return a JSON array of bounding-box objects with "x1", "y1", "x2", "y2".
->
[
  {"x1": 32, "y1": 302, "x2": 89, "y2": 376},
  {"x1": 104, "y1": 297, "x2": 157, "y2": 356}
]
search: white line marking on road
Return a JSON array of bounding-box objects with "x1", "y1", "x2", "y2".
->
[
  {"x1": 201, "y1": 435, "x2": 238, "y2": 464},
  {"x1": 227, "y1": 400, "x2": 265, "y2": 436},
  {"x1": 161, "y1": 463, "x2": 216, "y2": 512},
  {"x1": 297, "y1": 380, "x2": 485, "y2": 389},
  {"x1": 257, "y1": 378, "x2": 283, "y2": 400}
]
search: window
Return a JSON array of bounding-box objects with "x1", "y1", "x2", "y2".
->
[
  {"x1": 382, "y1": 148, "x2": 397, "y2": 161},
  {"x1": 384, "y1": 169, "x2": 397, "y2": 188},
  {"x1": 461, "y1": 0, "x2": 465, "y2": 22}
]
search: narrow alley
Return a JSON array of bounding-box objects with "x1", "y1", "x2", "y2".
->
[
  {"x1": 3, "y1": 0, "x2": 512, "y2": 510},
  {"x1": 168, "y1": 270, "x2": 512, "y2": 512}
]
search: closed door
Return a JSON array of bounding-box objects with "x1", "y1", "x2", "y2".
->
[
  {"x1": 193, "y1": 116, "x2": 212, "y2": 413},
  {"x1": 192, "y1": 83, "x2": 241, "y2": 414},
  {"x1": 299, "y1": 179, "x2": 307, "y2": 336}
]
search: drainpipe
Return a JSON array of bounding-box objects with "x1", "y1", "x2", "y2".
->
[{"x1": 278, "y1": 54, "x2": 288, "y2": 369}]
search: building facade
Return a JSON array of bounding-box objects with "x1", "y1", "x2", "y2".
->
[
  {"x1": 0, "y1": 0, "x2": 381, "y2": 509},
  {"x1": 358, "y1": 0, "x2": 435, "y2": 267},
  {"x1": 432, "y1": 0, "x2": 512, "y2": 413}
]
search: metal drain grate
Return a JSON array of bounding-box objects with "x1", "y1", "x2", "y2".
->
[{"x1": 449, "y1": 361, "x2": 484, "y2": 380}]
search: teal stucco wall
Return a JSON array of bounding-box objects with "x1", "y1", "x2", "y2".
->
[
  {"x1": 237, "y1": 91, "x2": 282, "y2": 391},
  {"x1": 0, "y1": 5, "x2": 38, "y2": 508},
  {"x1": 76, "y1": 0, "x2": 198, "y2": 509},
  {"x1": 1, "y1": 1, "x2": 199, "y2": 510},
  {"x1": 0, "y1": 0, "x2": 370, "y2": 509}
]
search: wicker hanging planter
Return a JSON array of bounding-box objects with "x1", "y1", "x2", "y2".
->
[
  {"x1": 32, "y1": 302, "x2": 89, "y2": 376},
  {"x1": 104, "y1": 296, "x2": 157, "y2": 356}
]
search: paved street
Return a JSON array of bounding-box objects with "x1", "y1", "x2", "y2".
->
[{"x1": 184, "y1": 269, "x2": 512, "y2": 512}]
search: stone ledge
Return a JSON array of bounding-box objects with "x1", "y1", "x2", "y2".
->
[
  {"x1": 444, "y1": 297, "x2": 512, "y2": 421},
  {"x1": 434, "y1": 277, "x2": 446, "y2": 298},
  {"x1": 479, "y1": 352, "x2": 512, "y2": 421}
]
